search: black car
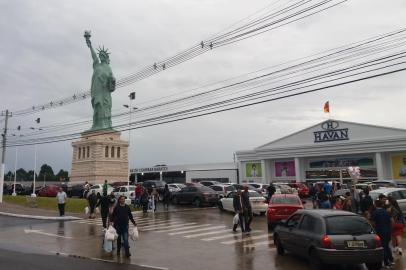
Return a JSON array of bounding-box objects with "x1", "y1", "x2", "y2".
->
[
  {"x1": 67, "y1": 184, "x2": 85, "y2": 198},
  {"x1": 273, "y1": 209, "x2": 383, "y2": 270},
  {"x1": 142, "y1": 180, "x2": 166, "y2": 192},
  {"x1": 171, "y1": 186, "x2": 219, "y2": 207},
  {"x1": 7, "y1": 183, "x2": 30, "y2": 195}
]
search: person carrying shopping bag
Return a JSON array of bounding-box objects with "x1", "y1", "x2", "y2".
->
[
  {"x1": 96, "y1": 191, "x2": 110, "y2": 229},
  {"x1": 111, "y1": 196, "x2": 137, "y2": 257},
  {"x1": 232, "y1": 189, "x2": 245, "y2": 233}
]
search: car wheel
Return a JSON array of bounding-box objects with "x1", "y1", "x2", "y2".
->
[
  {"x1": 274, "y1": 235, "x2": 285, "y2": 255},
  {"x1": 218, "y1": 202, "x2": 224, "y2": 211},
  {"x1": 365, "y1": 262, "x2": 382, "y2": 270},
  {"x1": 309, "y1": 249, "x2": 326, "y2": 270},
  {"x1": 193, "y1": 198, "x2": 202, "y2": 207}
]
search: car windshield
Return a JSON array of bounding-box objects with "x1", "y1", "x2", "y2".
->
[
  {"x1": 198, "y1": 186, "x2": 215, "y2": 192},
  {"x1": 271, "y1": 196, "x2": 300, "y2": 204},
  {"x1": 326, "y1": 216, "x2": 373, "y2": 235},
  {"x1": 250, "y1": 184, "x2": 260, "y2": 188},
  {"x1": 248, "y1": 191, "x2": 262, "y2": 197},
  {"x1": 225, "y1": 186, "x2": 236, "y2": 192},
  {"x1": 128, "y1": 186, "x2": 135, "y2": 191}
]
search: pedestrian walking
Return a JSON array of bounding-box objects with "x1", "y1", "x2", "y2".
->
[
  {"x1": 241, "y1": 187, "x2": 253, "y2": 232},
  {"x1": 87, "y1": 190, "x2": 98, "y2": 219},
  {"x1": 162, "y1": 184, "x2": 171, "y2": 210},
  {"x1": 319, "y1": 193, "x2": 331, "y2": 209},
  {"x1": 351, "y1": 187, "x2": 360, "y2": 213},
  {"x1": 360, "y1": 189, "x2": 373, "y2": 218},
  {"x1": 232, "y1": 189, "x2": 245, "y2": 233},
  {"x1": 96, "y1": 191, "x2": 110, "y2": 229},
  {"x1": 266, "y1": 183, "x2": 276, "y2": 202},
  {"x1": 83, "y1": 181, "x2": 90, "y2": 198},
  {"x1": 108, "y1": 191, "x2": 116, "y2": 225},
  {"x1": 342, "y1": 192, "x2": 352, "y2": 212},
  {"x1": 141, "y1": 187, "x2": 149, "y2": 213},
  {"x1": 309, "y1": 184, "x2": 318, "y2": 209},
  {"x1": 322, "y1": 180, "x2": 332, "y2": 196},
  {"x1": 371, "y1": 199, "x2": 394, "y2": 267},
  {"x1": 388, "y1": 196, "x2": 404, "y2": 256},
  {"x1": 151, "y1": 188, "x2": 158, "y2": 212},
  {"x1": 135, "y1": 184, "x2": 142, "y2": 207},
  {"x1": 102, "y1": 179, "x2": 108, "y2": 195},
  {"x1": 332, "y1": 197, "x2": 343, "y2": 210},
  {"x1": 56, "y1": 187, "x2": 67, "y2": 216},
  {"x1": 111, "y1": 196, "x2": 137, "y2": 257}
]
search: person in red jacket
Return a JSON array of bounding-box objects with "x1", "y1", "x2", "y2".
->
[{"x1": 135, "y1": 184, "x2": 142, "y2": 207}]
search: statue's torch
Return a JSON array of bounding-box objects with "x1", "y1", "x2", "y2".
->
[{"x1": 84, "y1": 30, "x2": 91, "y2": 47}]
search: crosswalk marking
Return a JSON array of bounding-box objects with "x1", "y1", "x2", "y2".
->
[
  {"x1": 184, "y1": 229, "x2": 231, "y2": 238},
  {"x1": 155, "y1": 224, "x2": 212, "y2": 233},
  {"x1": 168, "y1": 226, "x2": 226, "y2": 236},
  {"x1": 221, "y1": 234, "x2": 272, "y2": 245},
  {"x1": 141, "y1": 222, "x2": 197, "y2": 231},
  {"x1": 139, "y1": 222, "x2": 185, "y2": 230},
  {"x1": 242, "y1": 240, "x2": 275, "y2": 248},
  {"x1": 201, "y1": 230, "x2": 262, "y2": 241},
  {"x1": 136, "y1": 220, "x2": 170, "y2": 225}
]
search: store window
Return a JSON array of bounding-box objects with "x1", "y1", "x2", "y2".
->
[
  {"x1": 105, "y1": 146, "x2": 109, "y2": 158},
  {"x1": 111, "y1": 147, "x2": 115, "y2": 158}
]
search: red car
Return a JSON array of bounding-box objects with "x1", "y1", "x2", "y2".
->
[
  {"x1": 38, "y1": 185, "x2": 60, "y2": 197},
  {"x1": 289, "y1": 183, "x2": 309, "y2": 197},
  {"x1": 267, "y1": 194, "x2": 304, "y2": 231}
]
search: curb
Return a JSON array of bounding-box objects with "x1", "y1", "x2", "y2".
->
[{"x1": 0, "y1": 211, "x2": 82, "y2": 221}]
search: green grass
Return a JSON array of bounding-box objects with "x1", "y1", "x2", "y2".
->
[{"x1": 3, "y1": 195, "x2": 141, "y2": 214}]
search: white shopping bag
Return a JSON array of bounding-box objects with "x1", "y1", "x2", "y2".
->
[
  {"x1": 85, "y1": 206, "x2": 90, "y2": 215},
  {"x1": 105, "y1": 225, "x2": 118, "y2": 241},
  {"x1": 95, "y1": 207, "x2": 100, "y2": 214},
  {"x1": 233, "y1": 214, "x2": 239, "y2": 225},
  {"x1": 103, "y1": 238, "x2": 113, "y2": 253},
  {"x1": 130, "y1": 226, "x2": 139, "y2": 241}
]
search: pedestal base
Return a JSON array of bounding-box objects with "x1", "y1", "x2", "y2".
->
[{"x1": 70, "y1": 131, "x2": 129, "y2": 185}]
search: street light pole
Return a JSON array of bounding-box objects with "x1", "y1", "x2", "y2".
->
[
  {"x1": 0, "y1": 109, "x2": 11, "y2": 203},
  {"x1": 12, "y1": 145, "x2": 18, "y2": 196},
  {"x1": 31, "y1": 143, "x2": 37, "y2": 197}
]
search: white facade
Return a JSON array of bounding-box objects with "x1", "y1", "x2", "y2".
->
[{"x1": 236, "y1": 119, "x2": 406, "y2": 184}]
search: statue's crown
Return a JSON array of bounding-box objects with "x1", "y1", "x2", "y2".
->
[{"x1": 97, "y1": 46, "x2": 110, "y2": 57}]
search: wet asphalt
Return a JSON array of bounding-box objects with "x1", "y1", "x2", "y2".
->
[{"x1": 0, "y1": 203, "x2": 405, "y2": 270}]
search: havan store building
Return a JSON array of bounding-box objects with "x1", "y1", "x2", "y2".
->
[{"x1": 235, "y1": 119, "x2": 406, "y2": 184}]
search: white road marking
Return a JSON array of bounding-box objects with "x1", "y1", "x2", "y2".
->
[
  {"x1": 140, "y1": 222, "x2": 197, "y2": 231},
  {"x1": 168, "y1": 226, "x2": 226, "y2": 235},
  {"x1": 221, "y1": 234, "x2": 272, "y2": 245},
  {"x1": 24, "y1": 229, "x2": 73, "y2": 239},
  {"x1": 184, "y1": 229, "x2": 232, "y2": 238},
  {"x1": 136, "y1": 220, "x2": 170, "y2": 225},
  {"x1": 138, "y1": 221, "x2": 185, "y2": 229},
  {"x1": 201, "y1": 230, "x2": 262, "y2": 241},
  {"x1": 242, "y1": 240, "x2": 275, "y2": 248},
  {"x1": 155, "y1": 224, "x2": 212, "y2": 233}
]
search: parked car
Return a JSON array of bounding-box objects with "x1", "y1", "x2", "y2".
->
[
  {"x1": 274, "y1": 183, "x2": 296, "y2": 194},
  {"x1": 372, "y1": 179, "x2": 397, "y2": 188},
  {"x1": 218, "y1": 190, "x2": 267, "y2": 215},
  {"x1": 37, "y1": 185, "x2": 60, "y2": 197},
  {"x1": 369, "y1": 188, "x2": 406, "y2": 216},
  {"x1": 273, "y1": 209, "x2": 383, "y2": 270},
  {"x1": 209, "y1": 184, "x2": 236, "y2": 198},
  {"x1": 113, "y1": 185, "x2": 136, "y2": 202},
  {"x1": 89, "y1": 184, "x2": 114, "y2": 196},
  {"x1": 7, "y1": 183, "x2": 30, "y2": 195},
  {"x1": 288, "y1": 183, "x2": 309, "y2": 197},
  {"x1": 171, "y1": 186, "x2": 219, "y2": 207},
  {"x1": 230, "y1": 183, "x2": 257, "y2": 191},
  {"x1": 168, "y1": 183, "x2": 186, "y2": 192},
  {"x1": 267, "y1": 194, "x2": 304, "y2": 230},
  {"x1": 142, "y1": 180, "x2": 166, "y2": 192},
  {"x1": 248, "y1": 183, "x2": 269, "y2": 194},
  {"x1": 111, "y1": 181, "x2": 128, "y2": 188},
  {"x1": 199, "y1": 181, "x2": 221, "y2": 187},
  {"x1": 67, "y1": 184, "x2": 85, "y2": 198}
]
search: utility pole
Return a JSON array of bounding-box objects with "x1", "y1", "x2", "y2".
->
[{"x1": 0, "y1": 109, "x2": 11, "y2": 203}]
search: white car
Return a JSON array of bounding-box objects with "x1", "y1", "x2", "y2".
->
[
  {"x1": 113, "y1": 185, "x2": 136, "y2": 202},
  {"x1": 89, "y1": 184, "x2": 114, "y2": 196},
  {"x1": 218, "y1": 190, "x2": 268, "y2": 215},
  {"x1": 168, "y1": 183, "x2": 186, "y2": 193},
  {"x1": 274, "y1": 183, "x2": 297, "y2": 194}
]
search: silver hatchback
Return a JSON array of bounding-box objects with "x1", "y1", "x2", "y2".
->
[{"x1": 273, "y1": 209, "x2": 383, "y2": 270}]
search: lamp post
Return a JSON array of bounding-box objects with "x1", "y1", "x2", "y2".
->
[
  {"x1": 11, "y1": 134, "x2": 22, "y2": 196},
  {"x1": 123, "y1": 92, "x2": 136, "y2": 205},
  {"x1": 31, "y1": 118, "x2": 41, "y2": 197}
]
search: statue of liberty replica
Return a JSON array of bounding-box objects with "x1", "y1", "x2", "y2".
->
[
  {"x1": 84, "y1": 31, "x2": 116, "y2": 131},
  {"x1": 70, "y1": 31, "x2": 128, "y2": 185}
]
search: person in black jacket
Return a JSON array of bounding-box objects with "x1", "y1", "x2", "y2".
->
[
  {"x1": 112, "y1": 196, "x2": 137, "y2": 257},
  {"x1": 232, "y1": 189, "x2": 245, "y2": 233},
  {"x1": 96, "y1": 191, "x2": 110, "y2": 229},
  {"x1": 360, "y1": 189, "x2": 373, "y2": 217},
  {"x1": 241, "y1": 186, "x2": 253, "y2": 232},
  {"x1": 87, "y1": 190, "x2": 98, "y2": 219},
  {"x1": 266, "y1": 183, "x2": 276, "y2": 202}
]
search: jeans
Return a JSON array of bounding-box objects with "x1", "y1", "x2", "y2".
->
[
  {"x1": 117, "y1": 227, "x2": 130, "y2": 254},
  {"x1": 101, "y1": 210, "x2": 108, "y2": 228},
  {"x1": 381, "y1": 237, "x2": 393, "y2": 265},
  {"x1": 244, "y1": 208, "x2": 253, "y2": 231},
  {"x1": 58, "y1": 203, "x2": 65, "y2": 216}
]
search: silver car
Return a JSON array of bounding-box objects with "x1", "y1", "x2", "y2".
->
[
  {"x1": 273, "y1": 209, "x2": 383, "y2": 270},
  {"x1": 369, "y1": 187, "x2": 406, "y2": 216}
]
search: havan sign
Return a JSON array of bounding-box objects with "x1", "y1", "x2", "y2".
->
[{"x1": 314, "y1": 121, "x2": 349, "y2": 143}]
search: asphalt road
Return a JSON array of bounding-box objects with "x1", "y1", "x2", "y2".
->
[{"x1": 0, "y1": 204, "x2": 405, "y2": 270}]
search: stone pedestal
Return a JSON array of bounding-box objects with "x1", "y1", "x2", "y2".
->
[{"x1": 70, "y1": 131, "x2": 129, "y2": 184}]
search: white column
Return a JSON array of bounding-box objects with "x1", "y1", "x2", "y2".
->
[
  {"x1": 294, "y1": 157, "x2": 301, "y2": 182},
  {"x1": 261, "y1": 160, "x2": 266, "y2": 184},
  {"x1": 237, "y1": 161, "x2": 244, "y2": 184},
  {"x1": 376, "y1": 152, "x2": 384, "y2": 181}
]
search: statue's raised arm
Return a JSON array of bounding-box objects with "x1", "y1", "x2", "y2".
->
[{"x1": 84, "y1": 31, "x2": 99, "y2": 65}]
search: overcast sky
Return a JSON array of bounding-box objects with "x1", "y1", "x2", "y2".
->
[{"x1": 0, "y1": 0, "x2": 405, "y2": 174}]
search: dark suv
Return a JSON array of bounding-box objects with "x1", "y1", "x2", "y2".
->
[
  {"x1": 171, "y1": 186, "x2": 219, "y2": 207},
  {"x1": 273, "y1": 209, "x2": 383, "y2": 270}
]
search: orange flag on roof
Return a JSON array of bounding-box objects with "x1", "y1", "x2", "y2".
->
[{"x1": 323, "y1": 101, "x2": 330, "y2": 113}]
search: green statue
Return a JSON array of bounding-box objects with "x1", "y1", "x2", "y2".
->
[{"x1": 84, "y1": 31, "x2": 116, "y2": 131}]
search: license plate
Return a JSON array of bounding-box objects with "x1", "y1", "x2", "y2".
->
[{"x1": 346, "y1": 240, "x2": 366, "y2": 248}]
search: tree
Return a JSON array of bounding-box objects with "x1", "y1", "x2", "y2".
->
[
  {"x1": 16, "y1": 168, "x2": 28, "y2": 181},
  {"x1": 38, "y1": 164, "x2": 55, "y2": 182},
  {"x1": 26, "y1": 170, "x2": 38, "y2": 181},
  {"x1": 5, "y1": 171, "x2": 14, "y2": 181},
  {"x1": 56, "y1": 169, "x2": 69, "y2": 182}
]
